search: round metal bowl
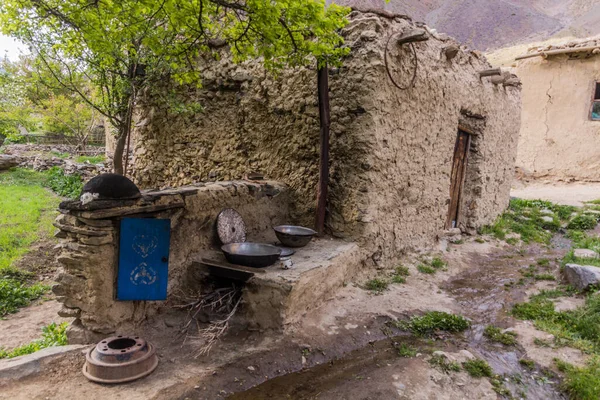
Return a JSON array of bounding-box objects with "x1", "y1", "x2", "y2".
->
[
  {"x1": 82, "y1": 336, "x2": 158, "y2": 384},
  {"x1": 221, "y1": 243, "x2": 282, "y2": 268},
  {"x1": 273, "y1": 225, "x2": 317, "y2": 248}
]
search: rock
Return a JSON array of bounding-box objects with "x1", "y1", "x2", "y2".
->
[
  {"x1": 564, "y1": 264, "x2": 600, "y2": 291},
  {"x1": 540, "y1": 209, "x2": 554, "y2": 216},
  {"x1": 541, "y1": 216, "x2": 554, "y2": 223},
  {"x1": 573, "y1": 249, "x2": 599, "y2": 259},
  {"x1": 0, "y1": 155, "x2": 19, "y2": 170}
]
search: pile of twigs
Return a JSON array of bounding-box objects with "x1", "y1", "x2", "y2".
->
[{"x1": 174, "y1": 285, "x2": 242, "y2": 357}]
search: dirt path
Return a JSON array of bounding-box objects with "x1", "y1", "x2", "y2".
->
[
  {"x1": 511, "y1": 180, "x2": 600, "y2": 206},
  {"x1": 0, "y1": 238, "x2": 587, "y2": 399}
]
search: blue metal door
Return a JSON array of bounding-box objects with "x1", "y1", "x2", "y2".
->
[{"x1": 117, "y1": 218, "x2": 170, "y2": 301}]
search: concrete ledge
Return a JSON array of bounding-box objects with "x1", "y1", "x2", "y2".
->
[{"x1": 0, "y1": 345, "x2": 88, "y2": 386}]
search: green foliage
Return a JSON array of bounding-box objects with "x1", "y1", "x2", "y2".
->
[
  {"x1": 417, "y1": 264, "x2": 436, "y2": 274},
  {"x1": 50, "y1": 151, "x2": 70, "y2": 159},
  {"x1": 534, "y1": 273, "x2": 556, "y2": 281},
  {"x1": 519, "y1": 358, "x2": 535, "y2": 369},
  {"x1": 416, "y1": 257, "x2": 447, "y2": 275},
  {"x1": 75, "y1": 155, "x2": 105, "y2": 164},
  {"x1": 537, "y1": 258, "x2": 550, "y2": 267},
  {"x1": 0, "y1": 279, "x2": 48, "y2": 316},
  {"x1": 462, "y1": 359, "x2": 493, "y2": 378},
  {"x1": 364, "y1": 278, "x2": 388, "y2": 293},
  {"x1": 568, "y1": 215, "x2": 598, "y2": 231},
  {"x1": 397, "y1": 311, "x2": 470, "y2": 336},
  {"x1": 556, "y1": 358, "x2": 600, "y2": 400},
  {"x1": 0, "y1": 322, "x2": 68, "y2": 359},
  {"x1": 484, "y1": 325, "x2": 518, "y2": 346},
  {"x1": 396, "y1": 343, "x2": 417, "y2": 358},
  {"x1": 429, "y1": 354, "x2": 461, "y2": 373},
  {"x1": 480, "y1": 198, "x2": 564, "y2": 244},
  {"x1": 430, "y1": 257, "x2": 446, "y2": 269},
  {"x1": 45, "y1": 167, "x2": 83, "y2": 199}
]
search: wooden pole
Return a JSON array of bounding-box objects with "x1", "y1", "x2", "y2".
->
[
  {"x1": 315, "y1": 64, "x2": 330, "y2": 236},
  {"x1": 515, "y1": 46, "x2": 600, "y2": 61}
]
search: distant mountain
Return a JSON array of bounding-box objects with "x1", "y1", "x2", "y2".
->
[{"x1": 334, "y1": 0, "x2": 600, "y2": 50}]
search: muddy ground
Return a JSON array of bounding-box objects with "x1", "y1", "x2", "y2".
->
[{"x1": 0, "y1": 233, "x2": 588, "y2": 400}]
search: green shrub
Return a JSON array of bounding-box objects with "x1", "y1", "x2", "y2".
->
[
  {"x1": 364, "y1": 278, "x2": 388, "y2": 293},
  {"x1": 45, "y1": 167, "x2": 83, "y2": 199},
  {"x1": 556, "y1": 358, "x2": 600, "y2": 400},
  {"x1": 396, "y1": 343, "x2": 417, "y2": 358},
  {"x1": 429, "y1": 354, "x2": 461, "y2": 372},
  {"x1": 397, "y1": 311, "x2": 470, "y2": 336},
  {"x1": 0, "y1": 322, "x2": 68, "y2": 359},
  {"x1": 462, "y1": 359, "x2": 493, "y2": 378},
  {"x1": 484, "y1": 325, "x2": 518, "y2": 346},
  {"x1": 568, "y1": 215, "x2": 598, "y2": 231},
  {"x1": 430, "y1": 257, "x2": 446, "y2": 269},
  {"x1": 417, "y1": 264, "x2": 436, "y2": 274},
  {"x1": 0, "y1": 278, "x2": 48, "y2": 316}
]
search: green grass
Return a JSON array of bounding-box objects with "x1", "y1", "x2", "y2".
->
[
  {"x1": 462, "y1": 359, "x2": 493, "y2": 378},
  {"x1": 416, "y1": 257, "x2": 447, "y2": 275},
  {"x1": 480, "y1": 198, "x2": 564, "y2": 244},
  {"x1": 417, "y1": 264, "x2": 436, "y2": 274},
  {"x1": 519, "y1": 358, "x2": 535, "y2": 369},
  {"x1": 0, "y1": 322, "x2": 68, "y2": 359},
  {"x1": 429, "y1": 354, "x2": 461, "y2": 373},
  {"x1": 49, "y1": 151, "x2": 70, "y2": 159},
  {"x1": 396, "y1": 343, "x2": 417, "y2": 358},
  {"x1": 567, "y1": 215, "x2": 598, "y2": 231},
  {"x1": 556, "y1": 357, "x2": 600, "y2": 400},
  {"x1": 391, "y1": 265, "x2": 410, "y2": 284},
  {"x1": 484, "y1": 325, "x2": 518, "y2": 346},
  {"x1": 534, "y1": 273, "x2": 556, "y2": 281},
  {"x1": 0, "y1": 169, "x2": 59, "y2": 315},
  {"x1": 75, "y1": 154, "x2": 105, "y2": 164},
  {"x1": 537, "y1": 258, "x2": 551, "y2": 267},
  {"x1": 395, "y1": 311, "x2": 470, "y2": 336},
  {"x1": 364, "y1": 278, "x2": 388, "y2": 293}
]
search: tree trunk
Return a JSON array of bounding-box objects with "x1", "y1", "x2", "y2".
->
[{"x1": 112, "y1": 125, "x2": 127, "y2": 175}]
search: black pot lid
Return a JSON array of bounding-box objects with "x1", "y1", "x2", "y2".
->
[
  {"x1": 82, "y1": 173, "x2": 141, "y2": 200},
  {"x1": 216, "y1": 208, "x2": 247, "y2": 245}
]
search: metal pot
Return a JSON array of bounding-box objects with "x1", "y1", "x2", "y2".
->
[
  {"x1": 221, "y1": 243, "x2": 282, "y2": 268},
  {"x1": 273, "y1": 225, "x2": 317, "y2": 248}
]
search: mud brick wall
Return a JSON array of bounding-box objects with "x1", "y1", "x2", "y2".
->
[
  {"x1": 132, "y1": 11, "x2": 521, "y2": 263},
  {"x1": 52, "y1": 181, "x2": 289, "y2": 343}
]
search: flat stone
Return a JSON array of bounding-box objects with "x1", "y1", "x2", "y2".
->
[
  {"x1": 574, "y1": 249, "x2": 599, "y2": 259},
  {"x1": 564, "y1": 264, "x2": 600, "y2": 291},
  {"x1": 52, "y1": 222, "x2": 109, "y2": 237},
  {"x1": 78, "y1": 234, "x2": 114, "y2": 246},
  {"x1": 541, "y1": 216, "x2": 554, "y2": 223},
  {"x1": 0, "y1": 155, "x2": 19, "y2": 170},
  {"x1": 540, "y1": 209, "x2": 554, "y2": 216}
]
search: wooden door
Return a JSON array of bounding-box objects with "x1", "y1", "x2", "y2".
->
[{"x1": 446, "y1": 130, "x2": 471, "y2": 229}]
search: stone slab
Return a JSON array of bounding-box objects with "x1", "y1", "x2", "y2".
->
[
  {"x1": 573, "y1": 249, "x2": 599, "y2": 259},
  {"x1": 564, "y1": 263, "x2": 600, "y2": 291}
]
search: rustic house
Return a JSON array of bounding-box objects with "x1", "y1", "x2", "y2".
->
[
  {"x1": 514, "y1": 37, "x2": 600, "y2": 180},
  {"x1": 55, "y1": 10, "x2": 521, "y2": 342}
]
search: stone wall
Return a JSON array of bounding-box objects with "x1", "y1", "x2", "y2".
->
[
  {"x1": 515, "y1": 53, "x2": 600, "y2": 180},
  {"x1": 132, "y1": 11, "x2": 521, "y2": 257},
  {"x1": 52, "y1": 180, "x2": 289, "y2": 342}
]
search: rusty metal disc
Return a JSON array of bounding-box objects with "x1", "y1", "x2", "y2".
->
[
  {"x1": 82, "y1": 336, "x2": 158, "y2": 384},
  {"x1": 216, "y1": 208, "x2": 247, "y2": 245}
]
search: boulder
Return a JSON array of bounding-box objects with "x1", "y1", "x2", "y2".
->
[
  {"x1": 564, "y1": 264, "x2": 600, "y2": 291},
  {"x1": 573, "y1": 249, "x2": 599, "y2": 259},
  {"x1": 0, "y1": 155, "x2": 19, "y2": 170}
]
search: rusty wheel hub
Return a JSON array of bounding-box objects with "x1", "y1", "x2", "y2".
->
[{"x1": 83, "y1": 336, "x2": 158, "y2": 384}]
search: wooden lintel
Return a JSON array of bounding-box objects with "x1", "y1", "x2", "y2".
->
[
  {"x1": 396, "y1": 28, "x2": 429, "y2": 45},
  {"x1": 479, "y1": 68, "x2": 502, "y2": 78}
]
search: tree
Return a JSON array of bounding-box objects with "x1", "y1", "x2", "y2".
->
[
  {"x1": 0, "y1": 0, "x2": 349, "y2": 175},
  {"x1": 0, "y1": 57, "x2": 38, "y2": 141}
]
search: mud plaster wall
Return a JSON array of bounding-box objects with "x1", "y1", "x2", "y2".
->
[
  {"x1": 516, "y1": 55, "x2": 600, "y2": 180},
  {"x1": 52, "y1": 181, "x2": 288, "y2": 342},
  {"x1": 132, "y1": 11, "x2": 521, "y2": 258}
]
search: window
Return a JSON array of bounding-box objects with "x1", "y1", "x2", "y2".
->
[{"x1": 592, "y1": 82, "x2": 600, "y2": 121}]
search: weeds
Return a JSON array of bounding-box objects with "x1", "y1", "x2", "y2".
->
[
  {"x1": 396, "y1": 343, "x2": 417, "y2": 358},
  {"x1": 463, "y1": 359, "x2": 493, "y2": 378},
  {"x1": 429, "y1": 354, "x2": 461, "y2": 373},
  {"x1": 0, "y1": 322, "x2": 68, "y2": 359},
  {"x1": 392, "y1": 266, "x2": 410, "y2": 284},
  {"x1": 417, "y1": 257, "x2": 447, "y2": 275},
  {"x1": 567, "y1": 215, "x2": 598, "y2": 231},
  {"x1": 75, "y1": 155, "x2": 105, "y2": 164},
  {"x1": 556, "y1": 357, "x2": 600, "y2": 400},
  {"x1": 0, "y1": 279, "x2": 48, "y2": 316},
  {"x1": 45, "y1": 167, "x2": 83, "y2": 199},
  {"x1": 395, "y1": 311, "x2": 470, "y2": 336},
  {"x1": 534, "y1": 273, "x2": 556, "y2": 281},
  {"x1": 417, "y1": 264, "x2": 436, "y2": 274},
  {"x1": 519, "y1": 358, "x2": 535, "y2": 369},
  {"x1": 364, "y1": 278, "x2": 388, "y2": 293},
  {"x1": 484, "y1": 325, "x2": 518, "y2": 346}
]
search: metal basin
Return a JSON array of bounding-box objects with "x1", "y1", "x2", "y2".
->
[
  {"x1": 273, "y1": 225, "x2": 317, "y2": 248},
  {"x1": 221, "y1": 243, "x2": 282, "y2": 268}
]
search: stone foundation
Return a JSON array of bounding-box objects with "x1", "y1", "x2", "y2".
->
[{"x1": 52, "y1": 180, "x2": 289, "y2": 342}]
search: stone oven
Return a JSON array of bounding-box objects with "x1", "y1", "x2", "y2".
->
[{"x1": 55, "y1": 10, "x2": 521, "y2": 341}]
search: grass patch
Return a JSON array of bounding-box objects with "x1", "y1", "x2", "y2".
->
[
  {"x1": 392, "y1": 266, "x2": 410, "y2": 284},
  {"x1": 484, "y1": 325, "x2": 518, "y2": 346},
  {"x1": 45, "y1": 166, "x2": 83, "y2": 199},
  {"x1": 0, "y1": 168, "x2": 59, "y2": 315},
  {"x1": 75, "y1": 154, "x2": 105, "y2": 164},
  {"x1": 519, "y1": 358, "x2": 535, "y2": 369},
  {"x1": 567, "y1": 215, "x2": 598, "y2": 231},
  {"x1": 364, "y1": 278, "x2": 388, "y2": 293},
  {"x1": 537, "y1": 258, "x2": 551, "y2": 267},
  {"x1": 396, "y1": 311, "x2": 470, "y2": 336},
  {"x1": 462, "y1": 359, "x2": 493, "y2": 378},
  {"x1": 417, "y1": 264, "x2": 436, "y2": 274},
  {"x1": 429, "y1": 354, "x2": 461, "y2": 373},
  {"x1": 396, "y1": 343, "x2": 417, "y2": 358},
  {"x1": 49, "y1": 151, "x2": 69, "y2": 159},
  {"x1": 0, "y1": 322, "x2": 68, "y2": 359},
  {"x1": 416, "y1": 257, "x2": 447, "y2": 275},
  {"x1": 556, "y1": 357, "x2": 600, "y2": 400},
  {"x1": 480, "y1": 198, "x2": 564, "y2": 244},
  {"x1": 534, "y1": 273, "x2": 556, "y2": 281}
]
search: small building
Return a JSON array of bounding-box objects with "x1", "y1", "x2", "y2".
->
[
  {"x1": 514, "y1": 37, "x2": 600, "y2": 180},
  {"x1": 55, "y1": 10, "x2": 521, "y2": 341}
]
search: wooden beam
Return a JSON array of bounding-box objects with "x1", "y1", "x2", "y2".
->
[
  {"x1": 515, "y1": 46, "x2": 600, "y2": 61},
  {"x1": 479, "y1": 68, "x2": 502, "y2": 78},
  {"x1": 396, "y1": 28, "x2": 428, "y2": 45},
  {"x1": 315, "y1": 64, "x2": 331, "y2": 236}
]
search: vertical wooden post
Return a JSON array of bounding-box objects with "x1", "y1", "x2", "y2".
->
[{"x1": 315, "y1": 64, "x2": 330, "y2": 236}]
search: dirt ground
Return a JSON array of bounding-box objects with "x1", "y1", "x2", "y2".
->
[
  {"x1": 511, "y1": 179, "x2": 600, "y2": 206},
  {"x1": 0, "y1": 235, "x2": 586, "y2": 400}
]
